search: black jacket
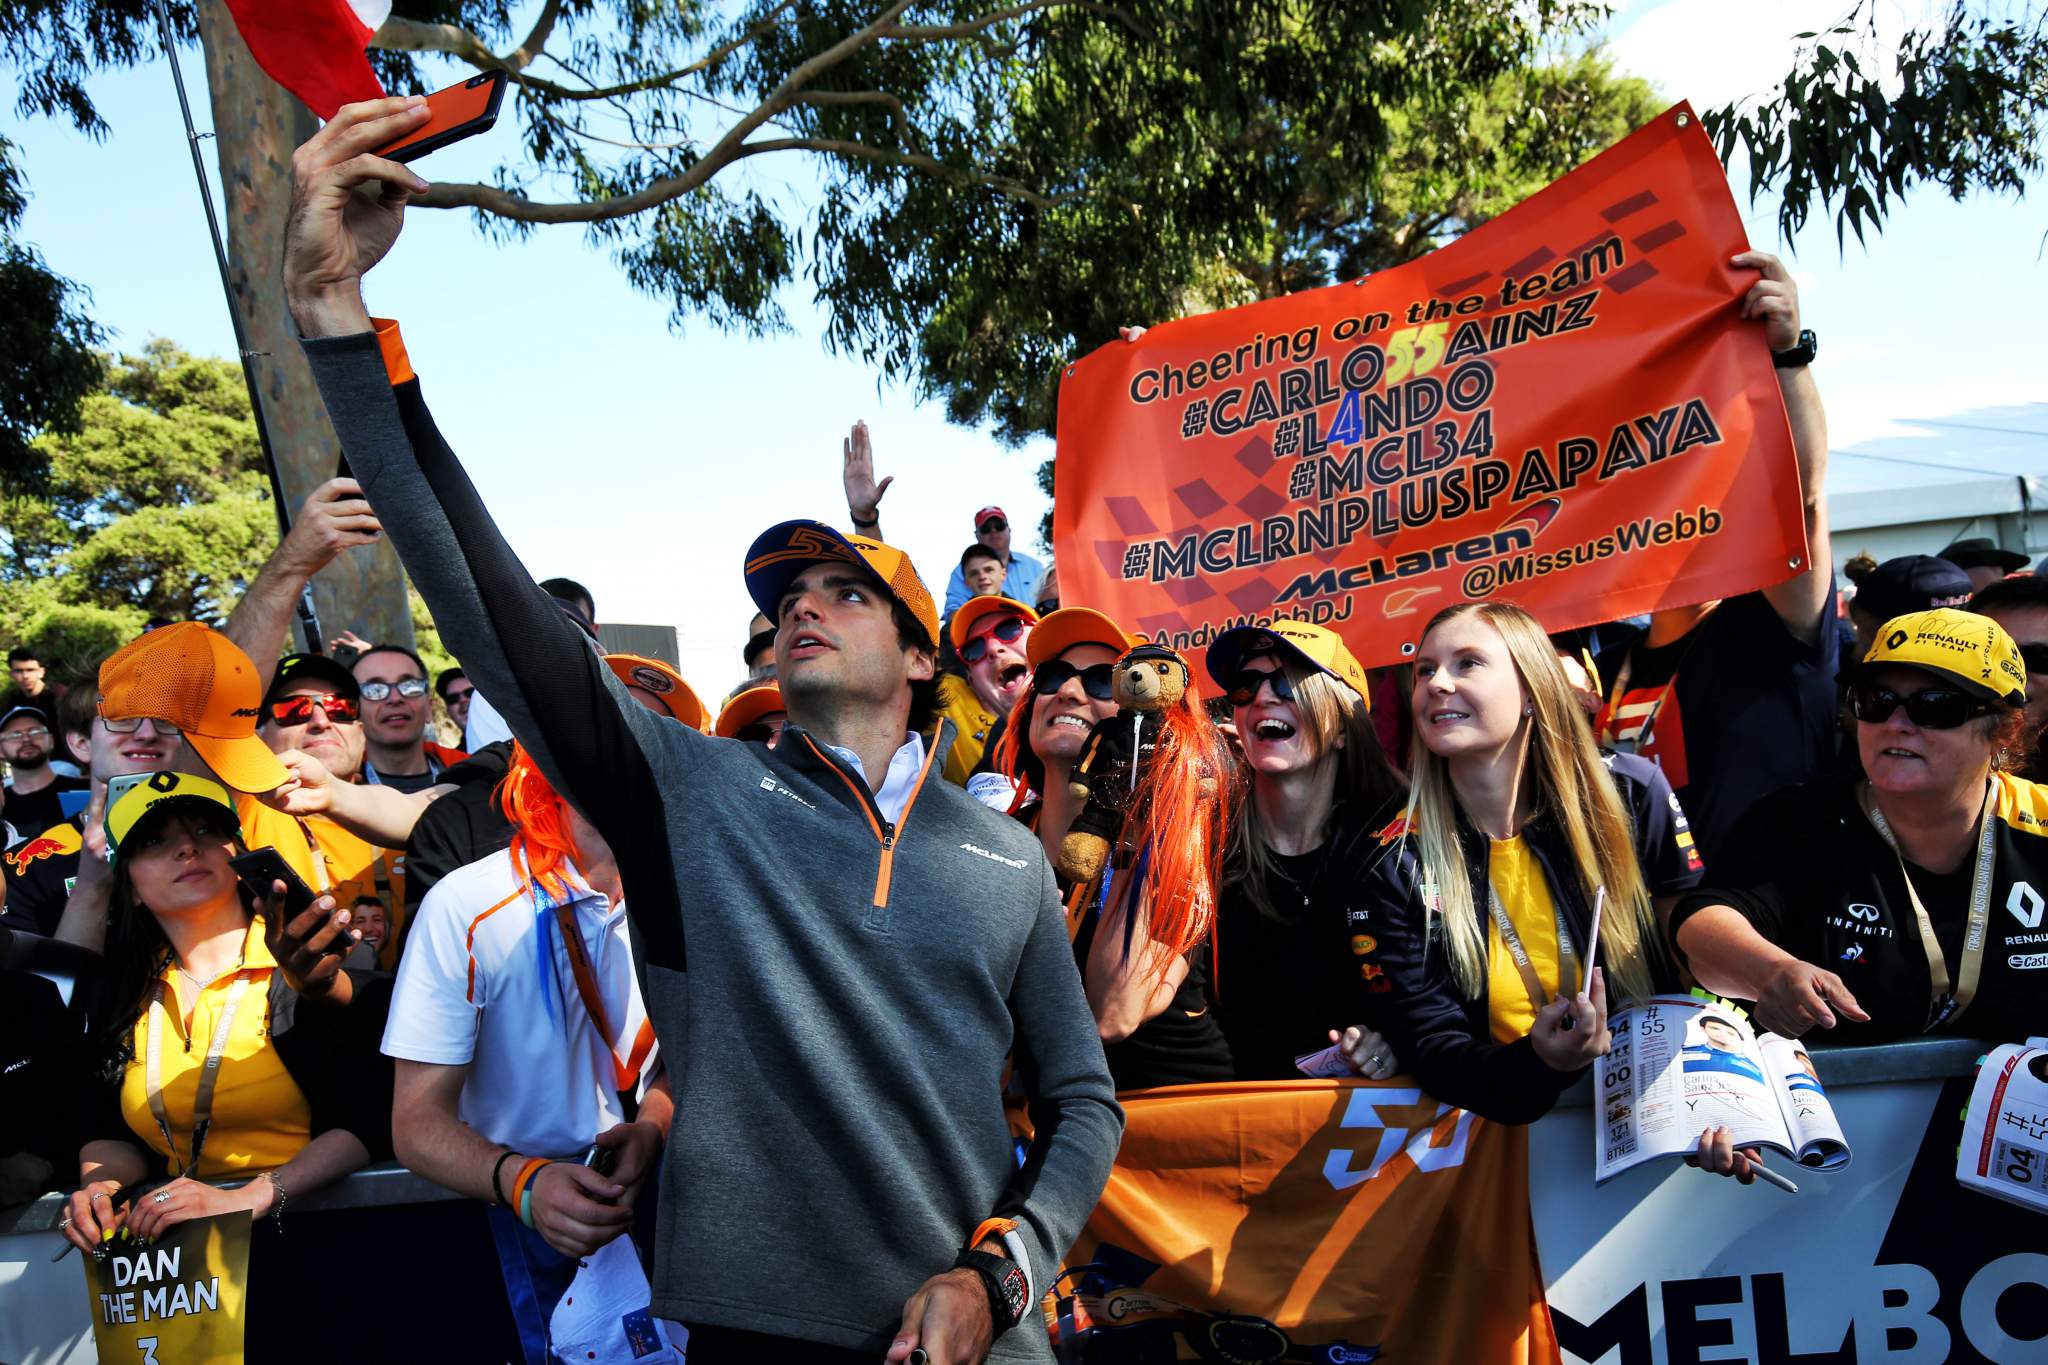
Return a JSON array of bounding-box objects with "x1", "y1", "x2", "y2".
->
[{"x1": 1351, "y1": 752, "x2": 1695, "y2": 1123}]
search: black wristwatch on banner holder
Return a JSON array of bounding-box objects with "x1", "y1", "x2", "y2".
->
[
  {"x1": 1772, "y1": 328, "x2": 1818, "y2": 368},
  {"x1": 953, "y1": 1247, "x2": 1030, "y2": 1334}
]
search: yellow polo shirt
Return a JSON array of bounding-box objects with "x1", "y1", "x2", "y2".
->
[
  {"x1": 119, "y1": 921, "x2": 311, "y2": 1177},
  {"x1": 932, "y1": 674, "x2": 998, "y2": 787},
  {"x1": 1486, "y1": 837, "x2": 1566, "y2": 1043}
]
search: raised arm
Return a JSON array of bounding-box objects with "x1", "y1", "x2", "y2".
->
[
  {"x1": 223, "y1": 478, "x2": 384, "y2": 690},
  {"x1": 282, "y1": 100, "x2": 698, "y2": 970},
  {"x1": 842, "y1": 420, "x2": 892, "y2": 540},
  {"x1": 1735, "y1": 250, "x2": 1831, "y2": 645}
]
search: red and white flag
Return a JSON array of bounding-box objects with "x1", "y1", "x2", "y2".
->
[{"x1": 222, "y1": 0, "x2": 391, "y2": 119}]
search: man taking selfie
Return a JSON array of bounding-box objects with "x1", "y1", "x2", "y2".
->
[{"x1": 283, "y1": 96, "x2": 1120, "y2": 1365}]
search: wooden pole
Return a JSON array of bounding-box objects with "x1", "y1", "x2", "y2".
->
[{"x1": 189, "y1": 0, "x2": 416, "y2": 651}]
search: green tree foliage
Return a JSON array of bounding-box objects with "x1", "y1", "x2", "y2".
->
[
  {"x1": 0, "y1": 342, "x2": 277, "y2": 674},
  {"x1": 911, "y1": 42, "x2": 1661, "y2": 451},
  {"x1": 4, "y1": 1, "x2": 2038, "y2": 516},
  {"x1": 0, "y1": 134, "x2": 106, "y2": 489},
  {"x1": 1703, "y1": 3, "x2": 2048, "y2": 249}
]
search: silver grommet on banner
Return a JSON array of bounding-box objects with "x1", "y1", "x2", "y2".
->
[
  {"x1": 1064, "y1": 364, "x2": 1077, "y2": 377},
  {"x1": 1675, "y1": 112, "x2": 1691, "y2": 127},
  {"x1": 1401, "y1": 643, "x2": 1416, "y2": 656}
]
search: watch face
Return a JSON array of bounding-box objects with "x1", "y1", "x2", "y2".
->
[{"x1": 999, "y1": 1263, "x2": 1029, "y2": 1320}]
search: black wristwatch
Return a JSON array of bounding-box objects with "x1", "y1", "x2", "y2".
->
[
  {"x1": 1772, "y1": 327, "x2": 1817, "y2": 368},
  {"x1": 954, "y1": 1248, "x2": 1030, "y2": 1333}
]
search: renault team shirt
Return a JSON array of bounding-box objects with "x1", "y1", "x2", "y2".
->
[
  {"x1": 1599, "y1": 588, "x2": 1841, "y2": 866},
  {"x1": 1672, "y1": 771, "x2": 2048, "y2": 1046}
]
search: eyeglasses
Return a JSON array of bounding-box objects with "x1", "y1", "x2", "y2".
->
[
  {"x1": 2021, "y1": 643, "x2": 2048, "y2": 676},
  {"x1": 266, "y1": 693, "x2": 360, "y2": 726},
  {"x1": 1036, "y1": 598, "x2": 1059, "y2": 613},
  {"x1": 960, "y1": 615, "x2": 1028, "y2": 664},
  {"x1": 1224, "y1": 667, "x2": 1296, "y2": 708},
  {"x1": 977, "y1": 517, "x2": 1008, "y2": 534},
  {"x1": 0, "y1": 727, "x2": 50, "y2": 745},
  {"x1": 1848, "y1": 684, "x2": 1989, "y2": 730},
  {"x1": 359, "y1": 677, "x2": 428, "y2": 702},
  {"x1": 1032, "y1": 660, "x2": 1116, "y2": 701},
  {"x1": 101, "y1": 715, "x2": 181, "y2": 737}
]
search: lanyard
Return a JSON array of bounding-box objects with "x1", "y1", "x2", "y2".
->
[
  {"x1": 1860, "y1": 781, "x2": 1997, "y2": 1032},
  {"x1": 145, "y1": 970, "x2": 252, "y2": 1177},
  {"x1": 1598, "y1": 648, "x2": 1677, "y2": 755},
  {"x1": 552, "y1": 903, "x2": 655, "y2": 1095},
  {"x1": 1486, "y1": 879, "x2": 1578, "y2": 1020}
]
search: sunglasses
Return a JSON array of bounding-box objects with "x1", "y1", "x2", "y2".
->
[
  {"x1": 360, "y1": 677, "x2": 428, "y2": 702},
  {"x1": 735, "y1": 722, "x2": 777, "y2": 743},
  {"x1": 101, "y1": 715, "x2": 181, "y2": 737},
  {"x1": 443, "y1": 686, "x2": 474, "y2": 703},
  {"x1": 2022, "y1": 643, "x2": 2048, "y2": 676},
  {"x1": 978, "y1": 517, "x2": 1008, "y2": 534},
  {"x1": 960, "y1": 615, "x2": 1028, "y2": 664},
  {"x1": 1848, "y1": 684, "x2": 1989, "y2": 730},
  {"x1": 1033, "y1": 660, "x2": 1116, "y2": 701},
  {"x1": 266, "y1": 693, "x2": 360, "y2": 727},
  {"x1": 1225, "y1": 667, "x2": 1296, "y2": 709}
]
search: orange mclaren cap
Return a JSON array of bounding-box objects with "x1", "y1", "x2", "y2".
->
[
  {"x1": 715, "y1": 683, "x2": 786, "y2": 739},
  {"x1": 1026, "y1": 607, "x2": 1135, "y2": 669},
  {"x1": 606, "y1": 654, "x2": 711, "y2": 733},
  {"x1": 743, "y1": 520, "x2": 941, "y2": 652},
  {"x1": 950, "y1": 596, "x2": 1039, "y2": 651},
  {"x1": 98, "y1": 623, "x2": 290, "y2": 794}
]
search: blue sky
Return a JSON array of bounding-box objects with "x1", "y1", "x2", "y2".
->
[{"x1": 4, "y1": 0, "x2": 2041, "y2": 693}]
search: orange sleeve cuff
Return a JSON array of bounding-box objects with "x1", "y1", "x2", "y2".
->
[{"x1": 370, "y1": 317, "x2": 415, "y2": 386}]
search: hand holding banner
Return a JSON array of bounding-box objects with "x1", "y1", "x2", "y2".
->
[{"x1": 1054, "y1": 103, "x2": 1806, "y2": 668}]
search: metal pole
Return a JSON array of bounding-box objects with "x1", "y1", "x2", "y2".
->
[{"x1": 154, "y1": 0, "x2": 325, "y2": 653}]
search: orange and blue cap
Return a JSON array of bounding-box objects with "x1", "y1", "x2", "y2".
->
[{"x1": 743, "y1": 520, "x2": 940, "y2": 652}]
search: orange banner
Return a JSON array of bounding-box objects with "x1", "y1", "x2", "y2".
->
[
  {"x1": 1035, "y1": 1081, "x2": 1555, "y2": 1363},
  {"x1": 1053, "y1": 103, "x2": 1804, "y2": 669}
]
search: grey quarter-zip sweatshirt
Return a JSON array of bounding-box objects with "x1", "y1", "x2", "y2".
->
[{"x1": 302, "y1": 328, "x2": 1122, "y2": 1358}]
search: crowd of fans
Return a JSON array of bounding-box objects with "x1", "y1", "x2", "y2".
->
[{"x1": 0, "y1": 95, "x2": 2043, "y2": 1365}]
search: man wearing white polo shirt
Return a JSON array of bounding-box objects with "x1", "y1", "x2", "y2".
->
[{"x1": 383, "y1": 741, "x2": 676, "y2": 1364}]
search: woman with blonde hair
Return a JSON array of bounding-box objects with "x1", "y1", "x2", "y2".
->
[{"x1": 1350, "y1": 601, "x2": 1703, "y2": 1122}]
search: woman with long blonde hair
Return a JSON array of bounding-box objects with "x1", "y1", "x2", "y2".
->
[{"x1": 1349, "y1": 601, "x2": 1702, "y2": 1122}]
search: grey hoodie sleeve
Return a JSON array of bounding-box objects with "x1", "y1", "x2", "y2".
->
[
  {"x1": 996, "y1": 860, "x2": 1124, "y2": 1295},
  {"x1": 300, "y1": 330, "x2": 700, "y2": 971}
]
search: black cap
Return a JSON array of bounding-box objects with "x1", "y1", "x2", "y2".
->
[
  {"x1": 1851, "y1": 555, "x2": 1974, "y2": 623},
  {"x1": 264, "y1": 653, "x2": 361, "y2": 707},
  {"x1": 1940, "y1": 537, "x2": 2030, "y2": 574}
]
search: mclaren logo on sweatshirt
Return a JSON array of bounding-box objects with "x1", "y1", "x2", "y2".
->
[{"x1": 960, "y1": 842, "x2": 1030, "y2": 870}]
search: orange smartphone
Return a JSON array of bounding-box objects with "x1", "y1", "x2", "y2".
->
[{"x1": 370, "y1": 70, "x2": 507, "y2": 164}]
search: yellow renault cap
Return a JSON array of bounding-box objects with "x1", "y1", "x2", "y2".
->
[
  {"x1": 105, "y1": 771, "x2": 243, "y2": 865},
  {"x1": 1852, "y1": 608, "x2": 2026, "y2": 706},
  {"x1": 1206, "y1": 619, "x2": 1371, "y2": 706}
]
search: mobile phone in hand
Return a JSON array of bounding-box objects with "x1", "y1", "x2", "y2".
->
[
  {"x1": 369, "y1": 70, "x2": 507, "y2": 164},
  {"x1": 578, "y1": 1143, "x2": 618, "y2": 1178},
  {"x1": 228, "y1": 847, "x2": 319, "y2": 921}
]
